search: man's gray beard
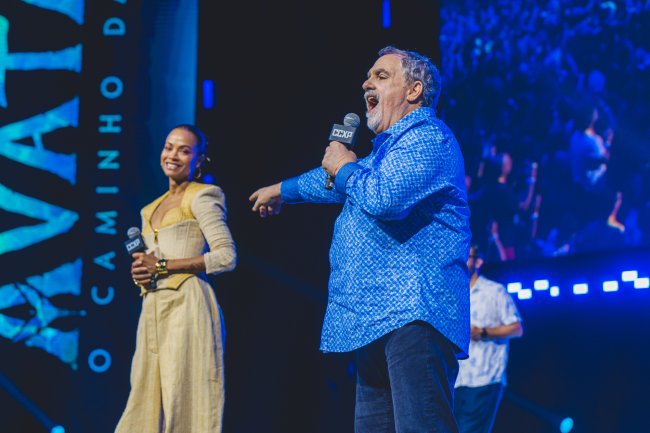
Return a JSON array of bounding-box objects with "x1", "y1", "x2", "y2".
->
[{"x1": 366, "y1": 109, "x2": 381, "y2": 133}]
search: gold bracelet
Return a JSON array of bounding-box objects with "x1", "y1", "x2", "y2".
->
[{"x1": 155, "y1": 259, "x2": 169, "y2": 276}]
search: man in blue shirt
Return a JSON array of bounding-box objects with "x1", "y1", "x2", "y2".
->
[{"x1": 250, "y1": 45, "x2": 471, "y2": 432}]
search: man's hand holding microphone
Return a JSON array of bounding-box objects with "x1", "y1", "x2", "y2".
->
[{"x1": 322, "y1": 141, "x2": 357, "y2": 183}]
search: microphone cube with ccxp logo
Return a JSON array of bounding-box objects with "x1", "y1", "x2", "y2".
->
[{"x1": 329, "y1": 124, "x2": 359, "y2": 148}]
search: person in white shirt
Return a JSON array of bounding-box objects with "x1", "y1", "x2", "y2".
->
[{"x1": 454, "y1": 244, "x2": 523, "y2": 433}]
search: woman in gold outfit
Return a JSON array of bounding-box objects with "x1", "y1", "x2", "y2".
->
[{"x1": 115, "y1": 124, "x2": 237, "y2": 433}]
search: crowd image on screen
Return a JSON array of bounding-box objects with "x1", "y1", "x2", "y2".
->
[{"x1": 440, "y1": 0, "x2": 650, "y2": 263}]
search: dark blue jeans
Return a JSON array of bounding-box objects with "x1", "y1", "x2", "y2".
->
[
  {"x1": 454, "y1": 383, "x2": 504, "y2": 433},
  {"x1": 355, "y1": 321, "x2": 460, "y2": 433}
]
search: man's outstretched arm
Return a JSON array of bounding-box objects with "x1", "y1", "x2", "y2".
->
[{"x1": 249, "y1": 182, "x2": 283, "y2": 218}]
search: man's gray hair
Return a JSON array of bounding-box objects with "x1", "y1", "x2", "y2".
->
[{"x1": 378, "y1": 46, "x2": 441, "y2": 108}]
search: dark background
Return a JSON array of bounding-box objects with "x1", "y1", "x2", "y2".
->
[{"x1": 2, "y1": 0, "x2": 650, "y2": 432}]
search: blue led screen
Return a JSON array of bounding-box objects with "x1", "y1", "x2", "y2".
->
[
  {"x1": 440, "y1": 0, "x2": 650, "y2": 263},
  {"x1": 0, "y1": 1, "x2": 197, "y2": 431}
]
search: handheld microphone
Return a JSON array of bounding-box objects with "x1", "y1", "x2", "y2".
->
[
  {"x1": 125, "y1": 227, "x2": 154, "y2": 290},
  {"x1": 325, "y1": 112, "x2": 360, "y2": 190},
  {"x1": 124, "y1": 227, "x2": 146, "y2": 255}
]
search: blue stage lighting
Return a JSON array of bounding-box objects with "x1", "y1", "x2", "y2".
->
[
  {"x1": 534, "y1": 279, "x2": 549, "y2": 290},
  {"x1": 634, "y1": 278, "x2": 649, "y2": 289},
  {"x1": 559, "y1": 417, "x2": 574, "y2": 433},
  {"x1": 51, "y1": 427, "x2": 65, "y2": 433},
  {"x1": 517, "y1": 288, "x2": 532, "y2": 300},
  {"x1": 602, "y1": 281, "x2": 619, "y2": 292},
  {"x1": 202, "y1": 80, "x2": 214, "y2": 109},
  {"x1": 507, "y1": 282, "x2": 522, "y2": 293},
  {"x1": 573, "y1": 283, "x2": 588, "y2": 295},
  {"x1": 550, "y1": 286, "x2": 560, "y2": 297},
  {"x1": 382, "y1": 0, "x2": 391, "y2": 28},
  {"x1": 622, "y1": 270, "x2": 638, "y2": 282}
]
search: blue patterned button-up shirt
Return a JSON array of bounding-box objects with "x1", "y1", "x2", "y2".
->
[{"x1": 281, "y1": 107, "x2": 471, "y2": 355}]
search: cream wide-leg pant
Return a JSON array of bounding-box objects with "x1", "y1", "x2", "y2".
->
[{"x1": 115, "y1": 278, "x2": 225, "y2": 433}]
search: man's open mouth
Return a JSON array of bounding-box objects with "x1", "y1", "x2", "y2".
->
[{"x1": 366, "y1": 95, "x2": 378, "y2": 112}]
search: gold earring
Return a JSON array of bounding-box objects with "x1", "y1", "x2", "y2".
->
[{"x1": 194, "y1": 166, "x2": 203, "y2": 179}]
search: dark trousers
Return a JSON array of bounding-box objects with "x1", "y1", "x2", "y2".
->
[
  {"x1": 453, "y1": 383, "x2": 504, "y2": 433},
  {"x1": 354, "y1": 321, "x2": 460, "y2": 433}
]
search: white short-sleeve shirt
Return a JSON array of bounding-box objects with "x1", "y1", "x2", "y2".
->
[{"x1": 455, "y1": 275, "x2": 522, "y2": 388}]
